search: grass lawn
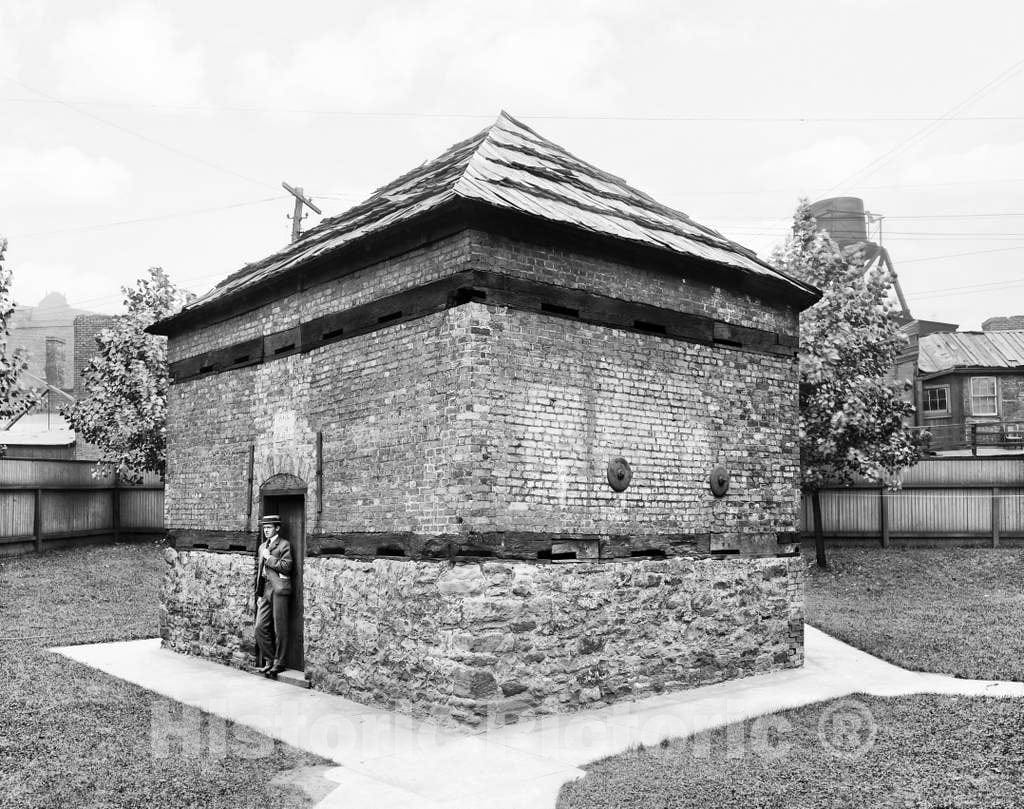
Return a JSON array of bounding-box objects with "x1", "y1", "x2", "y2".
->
[
  {"x1": 557, "y1": 693, "x2": 1024, "y2": 809},
  {"x1": 805, "y1": 546, "x2": 1024, "y2": 681},
  {"x1": 0, "y1": 541, "x2": 333, "y2": 809}
]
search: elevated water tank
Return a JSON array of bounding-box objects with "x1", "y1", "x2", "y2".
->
[{"x1": 809, "y1": 197, "x2": 868, "y2": 248}]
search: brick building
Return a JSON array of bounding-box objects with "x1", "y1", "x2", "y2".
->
[
  {"x1": 153, "y1": 112, "x2": 820, "y2": 724},
  {"x1": 9, "y1": 292, "x2": 100, "y2": 391}
]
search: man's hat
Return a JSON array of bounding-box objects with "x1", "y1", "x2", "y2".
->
[{"x1": 259, "y1": 514, "x2": 281, "y2": 527}]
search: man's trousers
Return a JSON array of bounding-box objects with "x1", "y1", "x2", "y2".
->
[{"x1": 255, "y1": 583, "x2": 289, "y2": 665}]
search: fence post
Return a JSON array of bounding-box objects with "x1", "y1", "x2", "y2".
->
[
  {"x1": 992, "y1": 487, "x2": 1001, "y2": 548},
  {"x1": 971, "y1": 424, "x2": 978, "y2": 456},
  {"x1": 112, "y1": 473, "x2": 120, "y2": 543},
  {"x1": 33, "y1": 488, "x2": 42, "y2": 553},
  {"x1": 880, "y1": 487, "x2": 890, "y2": 548}
]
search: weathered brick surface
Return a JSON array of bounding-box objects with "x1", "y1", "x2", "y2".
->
[
  {"x1": 472, "y1": 231, "x2": 799, "y2": 337},
  {"x1": 168, "y1": 230, "x2": 798, "y2": 364},
  {"x1": 168, "y1": 234, "x2": 476, "y2": 363},
  {"x1": 161, "y1": 549, "x2": 804, "y2": 726},
  {"x1": 453, "y1": 303, "x2": 799, "y2": 536},
  {"x1": 165, "y1": 237, "x2": 800, "y2": 537},
  {"x1": 166, "y1": 302, "x2": 798, "y2": 537},
  {"x1": 167, "y1": 311, "x2": 471, "y2": 533},
  {"x1": 73, "y1": 314, "x2": 117, "y2": 396}
]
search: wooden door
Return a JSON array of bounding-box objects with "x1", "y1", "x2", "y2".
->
[{"x1": 261, "y1": 493, "x2": 305, "y2": 671}]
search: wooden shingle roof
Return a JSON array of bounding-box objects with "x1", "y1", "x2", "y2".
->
[{"x1": 160, "y1": 111, "x2": 816, "y2": 330}]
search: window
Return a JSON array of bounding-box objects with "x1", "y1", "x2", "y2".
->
[
  {"x1": 922, "y1": 385, "x2": 949, "y2": 416},
  {"x1": 969, "y1": 377, "x2": 998, "y2": 416}
]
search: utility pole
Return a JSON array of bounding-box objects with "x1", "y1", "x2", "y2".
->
[{"x1": 282, "y1": 182, "x2": 323, "y2": 242}]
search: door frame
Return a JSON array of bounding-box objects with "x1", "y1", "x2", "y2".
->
[{"x1": 259, "y1": 476, "x2": 306, "y2": 672}]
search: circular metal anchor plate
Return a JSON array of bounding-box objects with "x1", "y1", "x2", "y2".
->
[
  {"x1": 709, "y1": 465, "x2": 730, "y2": 497},
  {"x1": 606, "y1": 457, "x2": 633, "y2": 492}
]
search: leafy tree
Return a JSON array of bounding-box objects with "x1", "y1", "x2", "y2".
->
[
  {"x1": 63, "y1": 267, "x2": 193, "y2": 484},
  {"x1": 0, "y1": 238, "x2": 40, "y2": 453},
  {"x1": 772, "y1": 201, "x2": 921, "y2": 567}
]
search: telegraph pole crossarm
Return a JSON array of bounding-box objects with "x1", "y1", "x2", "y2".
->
[{"x1": 282, "y1": 181, "x2": 323, "y2": 242}]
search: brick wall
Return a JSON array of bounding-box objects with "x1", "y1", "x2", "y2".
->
[
  {"x1": 982, "y1": 315, "x2": 1024, "y2": 331},
  {"x1": 166, "y1": 310, "x2": 470, "y2": 533},
  {"x1": 73, "y1": 315, "x2": 117, "y2": 397},
  {"x1": 168, "y1": 229, "x2": 798, "y2": 364},
  {"x1": 168, "y1": 233, "x2": 476, "y2": 363},
  {"x1": 161, "y1": 549, "x2": 805, "y2": 726},
  {"x1": 472, "y1": 231, "x2": 799, "y2": 337},
  {"x1": 165, "y1": 231, "x2": 800, "y2": 539}
]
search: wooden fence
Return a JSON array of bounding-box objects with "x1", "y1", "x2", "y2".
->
[
  {"x1": 0, "y1": 458, "x2": 164, "y2": 558},
  {"x1": 800, "y1": 456, "x2": 1024, "y2": 545}
]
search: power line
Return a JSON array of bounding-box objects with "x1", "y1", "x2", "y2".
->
[
  {"x1": 8, "y1": 78, "x2": 278, "y2": 192},
  {"x1": 905, "y1": 276, "x2": 1024, "y2": 296},
  {"x1": 824, "y1": 55, "x2": 1024, "y2": 194},
  {"x1": 8, "y1": 95, "x2": 1024, "y2": 122},
  {"x1": 657, "y1": 177, "x2": 1024, "y2": 197},
  {"x1": 8, "y1": 196, "x2": 288, "y2": 240},
  {"x1": 899, "y1": 244, "x2": 1024, "y2": 264},
  {"x1": 710, "y1": 211, "x2": 1024, "y2": 222}
]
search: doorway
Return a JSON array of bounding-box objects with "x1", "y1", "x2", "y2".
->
[{"x1": 260, "y1": 491, "x2": 305, "y2": 671}]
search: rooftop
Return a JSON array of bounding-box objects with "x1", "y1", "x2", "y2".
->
[
  {"x1": 156, "y1": 111, "x2": 816, "y2": 332},
  {"x1": 918, "y1": 330, "x2": 1024, "y2": 373}
]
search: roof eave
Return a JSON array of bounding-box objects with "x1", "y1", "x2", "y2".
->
[{"x1": 149, "y1": 197, "x2": 821, "y2": 337}]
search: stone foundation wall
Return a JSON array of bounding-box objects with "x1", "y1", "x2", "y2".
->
[{"x1": 161, "y1": 548, "x2": 804, "y2": 726}]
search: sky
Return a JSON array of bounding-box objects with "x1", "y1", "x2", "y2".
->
[{"x1": 1, "y1": 0, "x2": 1023, "y2": 329}]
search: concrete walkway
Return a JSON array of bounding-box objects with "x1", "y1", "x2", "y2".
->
[{"x1": 53, "y1": 627, "x2": 1024, "y2": 809}]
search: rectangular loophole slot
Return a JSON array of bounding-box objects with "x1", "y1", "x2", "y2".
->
[
  {"x1": 538, "y1": 547, "x2": 577, "y2": 560},
  {"x1": 633, "y1": 320, "x2": 666, "y2": 335},
  {"x1": 273, "y1": 343, "x2": 296, "y2": 355},
  {"x1": 376, "y1": 545, "x2": 406, "y2": 557},
  {"x1": 377, "y1": 311, "x2": 402, "y2": 324},
  {"x1": 457, "y1": 548, "x2": 494, "y2": 558},
  {"x1": 630, "y1": 549, "x2": 667, "y2": 558},
  {"x1": 228, "y1": 544, "x2": 247, "y2": 551},
  {"x1": 191, "y1": 542, "x2": 208, "y2": 549},
  {"x1": 319, "y1": 546, "x2": 346, "y2": 556},
  {"x1": 713, "y1": 337, "x2": 742, "y2": 348},
  {"x1": 321, "y1": 327, "x2": 344, "y2": 341},
  {"x1": 199, "y1": 364, "x2": 215, "y2": 374},
  {"x1": 454, "y1": 288, "x2": 487, "y2": 305},
  {"x1": 541, "y1": 302, "x2": 580, "y2": 319},
  {"x1": 232, "y1": 355, "x2": 250, "y2": 365}
]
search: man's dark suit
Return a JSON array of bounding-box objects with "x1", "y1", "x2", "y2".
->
[{"x1": 254, "y1": 532, "x2": 293, "y2": 667}]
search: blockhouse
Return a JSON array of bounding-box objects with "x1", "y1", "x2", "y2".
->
[{"x1": 153, "y1": 112, "x2": 820, "y2": 725}]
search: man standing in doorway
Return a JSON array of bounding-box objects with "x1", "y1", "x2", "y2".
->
[{"x1": 254, "y1": 514, "x2": 292, "y2": 678}]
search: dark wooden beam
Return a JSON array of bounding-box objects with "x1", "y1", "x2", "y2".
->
[
  {"x1": 167, "y1": 529, "x2": 790, "y2": 561},
  {"x1": 170, "y1": 269, "x2": 800, "y2": 384}
]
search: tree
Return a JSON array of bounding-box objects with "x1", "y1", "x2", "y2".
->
[
  {"x1": 772, "y1": 201, "x2": 922, "y2": 567},
  {"x1": 0, "y1": 238, "x2": 40, "y2": 453},
  {"x1": 63, "y1": 267, "x2": 193, "y2": 484}
]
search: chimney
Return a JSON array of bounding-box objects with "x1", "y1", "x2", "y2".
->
[
  {"x1": 45, "y1": 337, "x2": 66, "y2": 388},
  {"x1": 981, "y1": 315, "x2": 1024, "y2": 331}
]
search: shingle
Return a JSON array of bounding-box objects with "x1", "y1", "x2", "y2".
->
[{"x1": 173, "y1": 111, "x2": 814, "y2": 322}]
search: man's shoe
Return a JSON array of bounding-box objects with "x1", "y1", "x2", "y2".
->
[
  {"x1": 256, "y1": 661, "x2": 273, "y2": 674},
  {"x1": 263, "y1": 659, "x2": 285, "y2": 679}
]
